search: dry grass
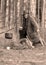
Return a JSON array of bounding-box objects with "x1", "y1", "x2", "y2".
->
[{"x1": 0, "y1": 37, "x2": 46, "y2": 65}]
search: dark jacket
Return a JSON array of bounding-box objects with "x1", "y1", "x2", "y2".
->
[{"x1": 19, "y1": 13, "x2": 28, "y2": 39}]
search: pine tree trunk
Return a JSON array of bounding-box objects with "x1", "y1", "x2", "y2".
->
[
  {"x1": 10, "y1": 0, "x2": 14, "y2": 29},
  {"x1": 1, "y1": 0, "x2": 6, "y2": 28},
  {"x1": 5, "y1": 0, "x2": 10, "y2": 30}
]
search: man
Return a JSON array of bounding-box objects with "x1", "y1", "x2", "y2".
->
[
  {"x1": 19, "y1": 11, "x2": 28, "y2": 39},
  {"x1": 19, "y1": 11, "x2": 28, "y2": 45}
]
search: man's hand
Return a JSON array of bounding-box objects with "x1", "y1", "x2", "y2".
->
[{"x1": 19, "y1": 27, "x2": 23, "y2": 30}]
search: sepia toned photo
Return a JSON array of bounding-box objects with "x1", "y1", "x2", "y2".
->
[{"x1": 0, "y1": 0, "x2": 46, "y2": 65}]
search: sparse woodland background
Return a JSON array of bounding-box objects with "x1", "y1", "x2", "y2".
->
[{"x1": 0, "y1": 0, "x2": 46, "y2": 43}]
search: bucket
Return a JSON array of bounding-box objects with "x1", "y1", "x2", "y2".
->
[{"x1": 5, "y1": 33, "x2": 13, "y2": 39}]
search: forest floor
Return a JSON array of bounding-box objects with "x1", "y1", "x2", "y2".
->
[
  {"x1": 0, "y1": 43, "x2": 46, "y2": 65},
  {"x1": 0, "y1": 37, "x2": 46, "y2": 65}
]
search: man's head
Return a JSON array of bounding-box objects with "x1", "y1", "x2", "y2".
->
[
  {"x1": 25, "y1": 13, "x2": 28, "y2": 18},
  {"x1": 23, "y1": 11, "x2": 28, "y2": 18}
]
